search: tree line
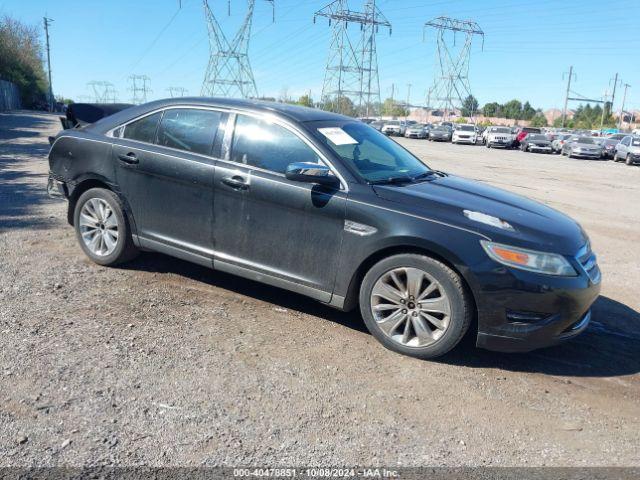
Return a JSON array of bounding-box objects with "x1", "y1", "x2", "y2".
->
[{"x1": 0, "y1": 15, "x2": 48, "y2": 108}]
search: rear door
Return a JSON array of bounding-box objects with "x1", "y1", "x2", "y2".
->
[
  {"x1": 113, "y1": 107, "x2": 225, "y2": 261},
  {"x1": 212, "y1": 113, "x2": 346, "y2": 299}
]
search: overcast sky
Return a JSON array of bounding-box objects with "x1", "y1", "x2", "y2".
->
[{"x1": 2, "y1": 0, "x2": 639, "y2": 111}]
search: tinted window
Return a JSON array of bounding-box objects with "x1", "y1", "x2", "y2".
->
[
  {"x1": 123, "y1": 112, "x2": 162, "y2": 143},
  {"x1": 231, "y1": 115, "x2": 322, "y2": 173},
  {"x1": 156, "y1": 109, "x2": 222, "y2": 155}
]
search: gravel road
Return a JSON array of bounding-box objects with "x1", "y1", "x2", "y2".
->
[{"x1": 1, "y1": 111, "x2": 639, "y2": 467}]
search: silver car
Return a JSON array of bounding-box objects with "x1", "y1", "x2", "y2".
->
[
  {"x1": 551, "y1": 134, "x2": 572, "y2": 154},
  {"x1": 561, "y1": 136, "x2": 602, "y2": 159},
  {"x1": 613, "y1": 135, "x2": 640, "y2": 165},
  {"x1": 381, "y1": 120, "x2": 406, "y2": 136},
  {"x1": 404, "y1": 123, "x2": 429, "y2": 139}
]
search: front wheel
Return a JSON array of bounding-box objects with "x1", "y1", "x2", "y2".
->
[
  {"x1": 627, "y1": 154, "x2": 635, "y2": 166},
  {"x1": 359, "y1": 254, "x2": 473, "y2": 359},
  {"x1": 73, "y1": 188, "x2": 139, "y2": 266}
]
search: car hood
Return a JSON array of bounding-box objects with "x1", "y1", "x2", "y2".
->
[{"x1": 373, "y1": 174, "x2": 586, "y2": 255}]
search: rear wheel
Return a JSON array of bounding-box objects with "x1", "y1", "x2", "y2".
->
[
  {"x1": 73, "y1": 188, "x2": 139, "y2": 266},
  {"x1": 626, "y1": 154, "x2": 634, "y2": 166},
  {"x1": 359, "y1": 254, "x2": 472, "y2": 359}
]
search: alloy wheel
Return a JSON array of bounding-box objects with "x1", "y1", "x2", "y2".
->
[
  {"x1": 370, "y1": 267, "x2": 452, "y2": 348},
  {"x1": 79, "y1": 198, "x2": 119, "y2": 256}
]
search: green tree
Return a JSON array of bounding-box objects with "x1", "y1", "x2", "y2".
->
[
  {"x1": 461, "y1": 95, "x2": 479, "y2": 117},
  {"x1": 482, "y1": 102, "x2": 501, "y2": 117},
  {"x1": 323, "y1": 96, "x2": 356, "y2": 117},
  {"x1": 503, "y1": 99, "x2": 523, "y2": 120},
  {"x1": 529, "y1": 113, "x2": 548, "y2": 127},
  {"x1": 522, "y1": 101, "x2": 536, "y2": 121},
  {"x1": 381, "y1": 98, "x2": 408, "y2": 117},
  {"x1": 296, "y1": 94, "x2": 313, "y2": 108},
  {"x1": 0, "y1": 15, "x2": 48, "y2": 107},
  {"x1": 454, "y1": 117, "x2": 469, "y2": 124}
]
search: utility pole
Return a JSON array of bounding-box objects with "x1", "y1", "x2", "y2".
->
[
  {"x1": 600, "y1": 89, "x2": 609, "y2": 131},
  {"x1": 561, "y1": 66, "x2": 574, "y2": 128},
  {"x1": 43, "y1": 17, "x2": 54, "y2": 111},
  {"x1": 618, "y1": 83, "x2": 630, "y2": 130},
  {"x1": 405, "y1": 83, "x2": 412, "y2": 120},
  {"x1": 609, "y1": 73, "x2": 619, "y2": 110}
]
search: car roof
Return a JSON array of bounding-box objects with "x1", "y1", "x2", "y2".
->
[{"x1": 88, "y1": 97, "x2": 350, "y2": 133}]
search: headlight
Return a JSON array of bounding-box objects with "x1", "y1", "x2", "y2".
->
[{"x1": 480, "y1": 241, "x2": 577, "y2": 276}]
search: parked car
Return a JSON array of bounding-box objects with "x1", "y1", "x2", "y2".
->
[
  {"x1": 613, "y1": 135, "x2": 640, "y2": 165},
  {"x1": 404, "y1": 123, "x2": 429, "y2": 139},
  {"x1": 561, "y1": 136, "x2": 603, "y2": 159},
  {"x1": 452, "y1": 124, "x2": 477, "y2": 144},
  {"x1": 607, "y1": 133, "x2": 627, "y2": 141},
  {"x1": 551, "y1": 134, "x2": 572, "y2": 154},
  {"x1": 381, "y1": 120, "x2": 406, "y2": 136},
  {"x1": 600, "y1": 138, "x2": 619, "y2": 159},
  {"x1": 484, "y1": 126, "x2": 514, "y2": 149},
  {"x1": 47, "y1": 98, "x2": 601, "y2": 359},
  {"x1": 370, "y1": 120, "x2": 384, "y2": 132},
  {"x1": 520, "y1": 134, "x2": 553, "y2": 153},
  {"x1": 428, "y1": 125, "x2": 452, "y2": 142},
  {"x1": 514, "y1": 127, "x2": 542, "y2": 147}
]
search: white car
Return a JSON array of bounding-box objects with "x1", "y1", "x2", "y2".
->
[
  {"x1": 381, "y1": 120, "x2": 406, "y2": 136},
  {"x1": 452, "y1": 124, "x2": 477, "y2": 144},
  {"x1": 484, "y1": 126, "x2": 515, "y2": 149}
]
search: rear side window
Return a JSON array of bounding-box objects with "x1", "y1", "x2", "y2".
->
[
  {"x1": 230, "y1": 115, "x2": 321, "y2": 173},
  {"x1": 123, "y1": 112, "x2": 162, "y2": 143},
  {"x1": 156, "y1": 108, "x2": 222, "y2": 155}
]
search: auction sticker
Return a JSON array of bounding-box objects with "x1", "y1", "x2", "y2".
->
[{"x1": 318, "y1": 127, "x2": 358, "y2": 145}]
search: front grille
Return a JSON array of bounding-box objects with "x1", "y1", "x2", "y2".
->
[{"x1": 576, "y1": 243, "x2": 600, "y2": 282}]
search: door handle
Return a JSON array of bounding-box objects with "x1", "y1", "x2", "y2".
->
[
  {"x1": 221, "y1": 175, "x2": 249, "y2": 190},
  {"x1": 118, "y1": 152, "x2": 139, "y2": 165}
]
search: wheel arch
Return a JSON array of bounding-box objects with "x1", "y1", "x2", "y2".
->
[{"x1": 340, "y1": 241, "x2": 479, "y2": 323}]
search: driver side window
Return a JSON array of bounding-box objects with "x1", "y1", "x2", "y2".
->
[{"x1": 230, "y1": 115, "x2": 322, "y2": 174}]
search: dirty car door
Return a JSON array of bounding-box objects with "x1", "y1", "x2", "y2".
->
[{"x1": 213, "y1": 113, "x2": 346, "y2": 299}]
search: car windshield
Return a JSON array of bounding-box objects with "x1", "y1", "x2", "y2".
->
[
  {"x1": 577, "y1": 137, "x2": 595, "y2": 144},
  {"x1": 528, "y1": 135, "x2": 547, "y2": 141},
  {"x1": 459, "y1": 125, "x2": 475, "y2": 131},
  {"x1": 386, "y1": 121, "x2": 400, "y2": 126},
  {"x1": 491, "y1": 127, "x2": 511, "y2": 133},
  {"x1": 433, "y1": 126, "x2": 448, "y2": 131},
  {"x1": 310, "y1": 121, "x2": 431, "y2": 183}
]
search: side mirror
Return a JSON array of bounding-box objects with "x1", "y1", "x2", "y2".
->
[{"x1": 285, "y1": 162, "x2": 339, "y2": 188}]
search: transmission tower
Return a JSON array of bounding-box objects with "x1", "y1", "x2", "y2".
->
[
  {"x1": 424, "y1": 17, "x2": 484, "y2": 121},
  {"x1": 201, "y1": 0, "x2": 274, "y2": 99},
  {"x1": 315, "y1": 0, "x2": 391, "y2": 117},
  {"x1": 87, "y1": 81, "x2": 117, "y2": 103},
  {"x1": 128, "y1": 75, "x2": 152, "y2": 104},
  {"x1": 167, "y1": 86, "x2": 189, "y2": 98}
]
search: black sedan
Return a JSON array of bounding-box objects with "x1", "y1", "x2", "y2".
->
[
  {"x1": 428, "y1": 126, "x2": 452, "y2": 142},
  {"x1": 47, "y1": 98, "x2": 601, "y2": 359},
  {"x1": 520, "y1": 134, "x2": 553, "y2": 153}
]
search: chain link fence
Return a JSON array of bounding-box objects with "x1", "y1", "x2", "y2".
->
[{"x1": 0, "y1": 79, "x2": 21, "y2": 111}]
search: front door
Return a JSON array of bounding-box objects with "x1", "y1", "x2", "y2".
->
[{"x1": 213, "y1": 113, "x2": 346, "y2": 299}]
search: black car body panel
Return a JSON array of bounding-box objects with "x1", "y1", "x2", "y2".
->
[{"x1": 48, "y1": 97, "x2": 601, "y2": 353}]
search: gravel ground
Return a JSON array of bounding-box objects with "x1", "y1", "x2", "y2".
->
[{"x1": 1, "y1": 111, "x2": 639, "y2": 467}]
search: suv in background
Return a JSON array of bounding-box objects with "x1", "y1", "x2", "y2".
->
[
  {"x1": 452, "y1": 124, "x2": 477, "y2": 144},
  {"x1": 381, "y1": 120, "x2": 406, "y2": 136},
  {"x1": 484, "y1": 126, "x2": 514, "y2": 148}
]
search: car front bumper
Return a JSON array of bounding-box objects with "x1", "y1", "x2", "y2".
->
[
  {"x1": 454, "y1": 137, "x2": 476, "y2": 144},
  {"x1": 473, "y1": 254, "x2": 601, "y2": 353},
  {"x1": 571, "y1": 150, "x2": 602, "y2": 158},
  {"x1": 47, "y1": 174, "x2": 68, "y2": 198},
  {"x1": 529, "y1": 146, "x2": 553, "y2": 152}
]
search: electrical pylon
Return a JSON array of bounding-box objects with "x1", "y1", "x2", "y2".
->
[
  {"x1": 167, "y1": 86, "x2": 189, "y2": 98},
  {"x1": 87, "y1": 81, "x2": 117, "y2": 103},
  {"x1": 128, "y1": 75, "x2": 151, "y2": 104},
  {"x1": 201, "y1": 0, "x2": 274, "y2": 99},
  {"x1": 424, "y1": 17, "x2": 484, "y2": 121},
  {"x1": 315, "y1": 0, "x2": 391, "y2": 117}
]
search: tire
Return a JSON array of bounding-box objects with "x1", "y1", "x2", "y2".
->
[
  {"x1": 626, "y1": 154, "x2": 634, "y2": 166},
  {"x1": 359, "y1": 254, "x2": 473, "y2": 359},
  {"x1": 73, "y1": 188, "x2": 139, "y2": 266}
]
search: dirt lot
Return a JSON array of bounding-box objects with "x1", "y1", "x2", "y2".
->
[{"x1": 1, "y1": 111, "x2": 639, "y2": 467}]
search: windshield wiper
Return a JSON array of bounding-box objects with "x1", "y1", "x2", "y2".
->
[
  {"x1": 368, "y1": 175, "x2": 413, "y2": 185},
  {"x1": 413, "y1": 170, "x2": 447, "y2": 181}
]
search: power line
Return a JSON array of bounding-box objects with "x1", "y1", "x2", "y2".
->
[
  {"x1": 315, "y1": 0, "x2": 391, "y2": 116},
  {"x1": 201, "y1": 0, "x2": 275, "y2": 99}
]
